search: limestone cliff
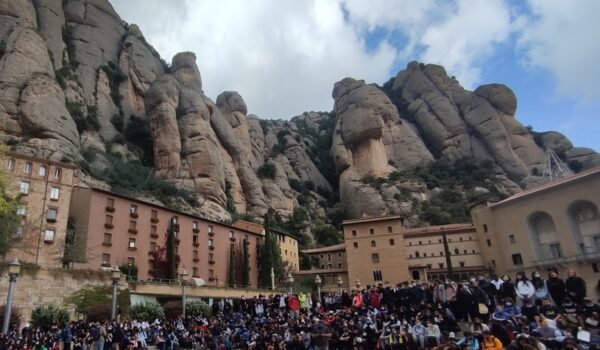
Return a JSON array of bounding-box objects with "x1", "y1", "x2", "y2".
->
[{"x1": 1, "y1": 0, "x2": 598, "y2": 229}]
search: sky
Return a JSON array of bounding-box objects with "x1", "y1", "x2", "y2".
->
[{"x1": 111, "y1": 0, "x2": 600, "y2": 151}]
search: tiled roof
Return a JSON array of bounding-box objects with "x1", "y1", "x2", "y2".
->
[
  {"x1": 301, "y1": 243, "x2": 346, "y2": 254},
  {"x1": 491, "y1": 166, "x2": 600, "y2": 208},
  {"x1": 402, "y1": 223, "x2": 475, "y2": 236},
  {"x1": 342, "y1": 215, "x2": 403, "y2": 225}
]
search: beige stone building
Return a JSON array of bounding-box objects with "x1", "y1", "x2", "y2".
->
[
  {"x1": 232, "y1": 219, "x2": 300, "y2": 271},
  {"x1": 69, "y1": 186, "x2": 262, "y2": 287},
  {"x1": 297, "y1": 243, "x2": 349, "y2": 292},
  {"x1": 342, "y1": 215, "x2": 487, "y2": 287},
  {"x1": 1, "y1": 152, "x2": 76, "y2": 268},
  {"x1": 471, "y1": 166, "x2": 600, "y2": 297}
]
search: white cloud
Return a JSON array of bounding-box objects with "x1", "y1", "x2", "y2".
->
[
  {"x1": 112, "y1": 0, "x2": 397, "y2": 119},
  {"x1": 517, "y1": 0, "x2": 600, "y2": 102}
]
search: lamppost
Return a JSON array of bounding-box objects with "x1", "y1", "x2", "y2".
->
[
  {"x1": 355, "y1": 278, "x2": 361, "y2": 291},
  {"x1": 110, "y1": 266, "x2": 121, "y2": 321},
  {"x1": 270, "y1": 267, "x2": 275, "y2": 290},
  {"x1": 2, "y1": 258, "x2": 21, "y2": 334},
  {"x1": 336, "y1": 276, "x2": 343, "y2": 294},
  {"x1": 179, "y1": 269, "x2": 188, "y2": 319},
  {"x1": 315, "y1": 275, "x2": 322, "y2": 302},
  {"x1": 286, "y1": 272, "x2": 294, "y2": 294}
]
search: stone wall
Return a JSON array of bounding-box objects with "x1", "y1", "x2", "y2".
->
[{"x1": 0, "y1": 266, "x2": 112, "y2": 324}]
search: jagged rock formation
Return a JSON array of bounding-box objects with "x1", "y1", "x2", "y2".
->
[{"x1": 1, "y1": 0, "x2": 598, "y2": 226}]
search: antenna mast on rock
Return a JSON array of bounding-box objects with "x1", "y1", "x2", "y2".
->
[{"x1": 542, "y1": 149, "x2": 572, "y2": 181}]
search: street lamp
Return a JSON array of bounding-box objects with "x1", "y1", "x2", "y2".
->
[
  {"x1": 355, "y1": 277, "x2": 361, "y2": 291},
  {"x1": 179, "y1": 268, "x2": 189, "y2": 319},
  {"x1": 286, "y1": 272, "x2": 294, "y2": 294},
  {"x1": 315, "y1": 275, "x2": 322, "y2": 302},
  {"x1": 270, "y1": 267, "x2": 275, "y2": 290},
  {"x1": 2, "y1": 258, "x2": 21, "y2": 334},
  {"x1": 110, "y1": 266, "x2": 121, "y2": 321},
  {"x1": 336, "y1": 276, "x2": 343, "y2": 294}
]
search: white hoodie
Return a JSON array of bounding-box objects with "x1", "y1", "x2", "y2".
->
[{"x1": 515, "y1": 280, "x2": 535, "y2": 299}]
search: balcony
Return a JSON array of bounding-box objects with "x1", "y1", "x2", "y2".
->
[
  {"x1": 150, "y1": 233, "x2": 159, "y2": 239},
  {"x1": 102, "y1": 242, "x2": 112, "y2": 247},
  {"x1": 104, "y1": 223, "x2": 114, "y2": 229},
  {"x1": 128, "y1": 228, "x2": 138, "y2": 234},
  {"x1": 105, "y1": 206, "x2": 115, "y2": 212},
  {"x1": 230, "y1": 236, "x2": 236, "y2": 242},
  {"x1": 208, "y1": 231, "x2": 214, "y2": 237},
  {"x1": 209, "y1": 246, "x2": 215, "y2": 251},
  {"x1": 46, "y1": 217, "x2": 57, "y2": 223},
  {"x1": 128, "y1": 246, "x2": 137, "y2": 251},
  {"x1": 208, "y1": 260, "x2": 215, "y2": 265},
  {"x1": 193, "y1": 257, "x2": 200, "y2": 262},
  {"x1": 193, "y1": 228, "x2": 200, "y2": 233},
  {"x1": 130, "y1": 212, "x2": 139, "y2": 218},
  {"x1": 151, "y1": 217, "x2": 159, "y2": 223},
  {"x1": 193, "y1": 242, "x2": 200, "y2": 247}
]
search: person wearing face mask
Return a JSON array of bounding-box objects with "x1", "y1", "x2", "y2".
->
[
  {"x1": 531, "y1": 271, "x2": 548, "y2": 306},
  {"x1": 561, "y1": 297, "x2": 580, "y2": 327},
  {"x1": 565, "y1": 270, "x2": 586, "y2": 304},
  {"x1": 546, "y1": 271, "x2": 566, "y2": 307},
  {"x1": 497, "y1": 276, "x2": 517, "y2": 304}
]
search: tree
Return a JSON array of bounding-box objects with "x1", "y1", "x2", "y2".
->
[
  {"x1": 241, "y1": 238, "x2": 250, "y2": 287},
  {"x1": 63, "y1": 217, "x2": 88, "y2": 267},
  {"x1": 0, "y1": 305, "x2": 22, "y2": 330},
  {"x1": 186, "y1": 300, "x2": 211, "y2": 317},
  {"x1": 31, "y1": 304, "x2": 69, "y2": 331},
  {"x1": 0, "y1": 156, "x2": 19, "y2": 258},
  {"x1": 129, "y1": 301, "x2": 164, "y2": 322},
  {"x1": 65, "y1": 285, "x2": 130, "y2": 320},
  {"x1": 227, "y1": 244, "x2": 237, "y2": 287},
  {"x1": 259, "y1": 211, "x2": 284, "y2": 288}
]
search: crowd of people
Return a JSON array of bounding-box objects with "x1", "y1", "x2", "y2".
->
[{"x1": 0, "y1": 269, "x2": 598, "y2": 350}]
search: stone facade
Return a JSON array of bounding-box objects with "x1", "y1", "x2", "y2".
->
[
  {"x1": 0, "y1": 266, "x2": 112, "y2": 324},
  {"x1": 297, "y1": 243, "x2": 348, "y2": 292},
  {"x1": 1, "y1": 152, "x2": 76, "y2": 268},
  {"x1": 471, "y1": 166, "x2": 600, "y2": 297}
]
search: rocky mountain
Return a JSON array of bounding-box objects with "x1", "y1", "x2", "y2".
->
[{"x1": 1, "y1": 0, "x2": 599, "y2": 243}]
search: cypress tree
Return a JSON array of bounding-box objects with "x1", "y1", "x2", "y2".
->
[
  {"x1": 259, "y1": 211, "x2": 284, "y2": 288},
  {"x1": 227, "y1": 244, "x2": 236, "y2": 287},
  {"x1": 242, "y1": 238, "x2": 250, "y2": 287}
]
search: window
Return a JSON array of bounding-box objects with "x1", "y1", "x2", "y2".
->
[
  {"x1": 419, "y1": 241, "x2": 422, "y2": 245},
  {"x1": 209, "y1": 269, "x2": 214, "y2": 278},
  {"x1": 285, "y1": 250, "x2": 288, "y2": 256},
  {"x1": 39, "y1": 166, "x2": 46, "y2": 177},
  {"x1": 193, "y1": 267, "x2": 198, "y2": 277},
  {"x1": 509, "y1": 235, "x2": 515, "y2": 244},
  {"x1": 459, "y1": 237, "x2": 463, "y2": 241},
  {"x1": 389, "y1": 238, "x2": 395, "y2": 246},
  {"x1": 472, "y1": 250, "x2": 476, "y2": 254},
  {"x1": 53, "y1": 168, "x2": 61, "y2": 179},
  {"x1": 193, "y1": 235, "x2": 199, "y2": 244},
  {"x1": 129, "y1": 221, "x2": 136, "y2": 230},
  {"x1": 387, "y1": 226, "x2": 392, "y2": 233},
  {"x1": 229, "y1": 231, "x2": 234, "y2": 238},
  {"x1": 171, "y1": 216, "x2": 178, "y2": 225},
  {"x1": 415, "y1": 251, "x2": 420, "y2": 258},
  {"x1": 103, "y1": 233, "x2": 112, "y2": 244},
  {"x1": 463, "y1": 249, "x2": 467, "y2": 254},
  {"x1": 469, "y1": 236, "x2": 472, "y2": 241},
  {"x1": 369, "y1": 228, "x2": 374, "y2": 235},
  {"x1": 439, "y1": 239, "x2": 442, "y2": 243},
  {"x1": 321, "y1": 265, "x2": 324, "y2": 269},
  {"x1": 459, "y1": 261, "x2": 465, "y2": 267},
  {"x1": 16, "y1": 205, "x2": 26, "y2": 216},
  {"x1": 129, "y1": 205, "x2": 137, "y2": 214},
  {"x1": 353, "y1": 242, "x2": 358, "y2": 248},
  {"x1": 151, "y1": 225, "x2": 157, "y2": 234},
  {"x1": 44, "y1": 229, "x2": 55, "y2": 242},
  {"x1": 105, "y1": 215, "x2": 113, "y2": 225},
  {"x1": 338, "y1": 263, "x2": 342, "y2": 268},
  {"x1": 24, "y1": 162, "x2": 32, "y2": 173},
  {"x1": 512, "y1": 253, "x2": 523, "y2": 266},
  {"x1": 373, "y1": 270, "x2": 383, "y2": 281},
  {"x1": 439, "y1": 263, "x2": 444, "y2": 268},
  {"x1": 423, "y1": 253, "x2": 427, "y2": 257},
  {"x1": 486, "y1": 239, "x2": 491, "y2": 247},
  {"x1": 491, "y1": 259, "x2": 496, "y2": 268},
  {"x1": 107, "y1": 198, "x2": 114, "y2": 208},
  {"x1": 208, "y1": 225, "x2": 213, "y2": 233},
  {"x1": 208, "y1": 239, "x2": 214, "y2": 247},
  {"x1": 193, "y1": 250, "x2": 199, "y2": 258},
  {"x1": 50, "y1": 187, "x2": 60, "y2": 200},
  {"x1": 127, "y1": 257, "x2": 135, "y2": 265},
  {"x1": 19, "y1": 181, "x2": 30, "y2": 194},
  {"x1": 371, "y1": 240, "x2": 376, "y2": 247},
  {"x1": 320, "y1": 254, "x2": 324, "y2": 258},
  {"x1": 454, "y1": 248, "x2": 459, "y2": 255},
  {"x1": 372, "y1": 253, "x2": 380, "y2": 263},
  {"x1": 14, "y1": 226, "x2": 23, "y2": 238},
  {"x1": 328, "y1": 253, "x2": 331, "y2": 261},
  {"x1": 102, "y1": 254, "x2": 111, "y2": 265},
  {"x1": 440, "y1": 252, "x2": 443, "y2": 256},
  {"x1": 411, "y1": 270, "x2": 420, "y2": 280},
  {"x1": 193, "y1": 221, "x2": 198, "y2": 230},
  {"x1": 338, "y1": 252, "x2": 342, "y2": 257},
  {"x1": 550, "y1": 243, "x2": 562, "y2": 258},
  {"x1": 47, "y1": 208, "x2": 58, "y2": 221},
  {"x1": 352, "y1": 230, "x2": 357, "y2": 236},
  {"x1": 151, "y1": 210, "x2": 158, "y2": 219},
  {"x1": 427, "y1": 264, "x2": 432, "y2": 269},
  {"x1": 5, "y1": 158, "x2": 14, "y2": 170},
  {"x1": 328, "y1": 264, "x2": 332, "y2": 269},
  {"x1": 128, "y1": 238, "x2": 136, "y2": 249},
  {"x1": 150, "y1": 242, "x2": 157, "y2": 252},
  {"x1": 483, "y1": 224, "x2": 488, "y2": 232}
]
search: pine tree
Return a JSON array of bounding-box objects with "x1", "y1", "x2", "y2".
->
[
  {"x1": 242, "y1": 238, "x2": 250, "y2": 287},
  {"x1": 259, "y1": 211, "x2": 284, "y2": 288},
  {"x1": 227, "y1": 244, "x2": 236, "y2": 287}
]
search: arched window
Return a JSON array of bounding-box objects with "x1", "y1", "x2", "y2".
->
[
  {"x1": 528, "y1": 211, "x2": 560, "y2": 261},
  {"x1": 39, "y1": 166, "x2": 47, "y2": 177},
  {"x1": 24, "y1": 162, "x2": 32, "y2": 173},
  {"x1": 567, "y1": 200, "x2": 600, "y2": 253},
  {"x1": 5, "y1": 158, "x2": 14, "y2": 170}
]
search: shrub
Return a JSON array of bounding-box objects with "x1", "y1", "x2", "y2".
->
[
  {"x1": 65, "y1": 285, "x2": 130, "y2": 320},
  {"x1": 129, "y1": 301, "x2": 164, "y2": 322},
  {"x1": 124, "y1": 116, "x2": 154, "y2": 166},
  {"x1": 186, "y1": 300, "x2": 211, "y2": 318},
  {"x1": 163, "y1": 300, "x2": 183, "y2": 320},
  {"x1": 31, "y1": 304, "x2": 69, "y2": 331},
  {"x1": 110, "y1": 114, "x2": 124, "y2": 132},
  {"x1": 569, "y1": 160, "x2": 583, "y2": 173},
  {"x1": 257, "y1": 162, "x2": 277, "y2": 179},
  {"x1": 66, "y1": 102, "x2": 100, "y2": 133},
  {"x1": 81, "y1": 147, "x2": 97, "y2": 163}
]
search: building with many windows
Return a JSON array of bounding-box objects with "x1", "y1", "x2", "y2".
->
[
  {"x1": 471, "y1": 166, "x2": 600, "y2": 296},
  {"x1": 1, "y1": 152, "x2": 76, "y2": 268},
  {"x1": 296, "y1": 243, "x2": 348, "y2": 292},
  {"x1": 342, "y1": 215, "x2": 487, "y2": 288},
  {"x1": 232, "y1": 219, "x2": 300, "y2": 271},
  {"x1": 69, "y1": 185, "x2": 263, "y2": 287}
]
